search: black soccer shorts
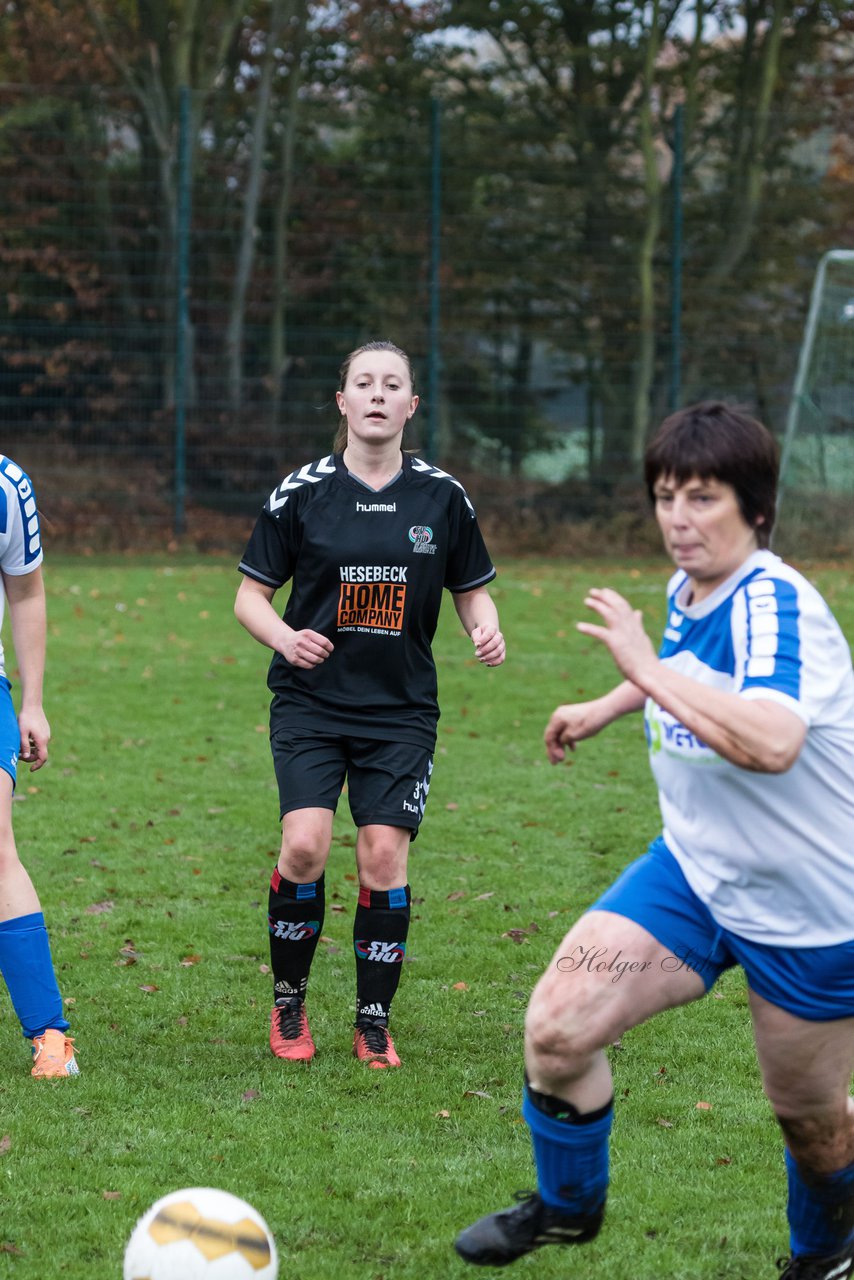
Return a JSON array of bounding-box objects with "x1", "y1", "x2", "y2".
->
[{"x1": 270, "y1": 729, "x2": 435, "y2": 838}]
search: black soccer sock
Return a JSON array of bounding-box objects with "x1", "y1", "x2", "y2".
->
[
  {"x1": 353, "y1": 884, "x2": 411, "y2": 1023},
  {"x1": 267, "y1": 869, "x2": 325, "y2": 1003}
]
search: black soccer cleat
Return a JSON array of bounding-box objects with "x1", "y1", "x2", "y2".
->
[
  {"x1": 776, "y1": 1248, "x2": 854, "y2": 1280},
  {"x1": 454, "y1": 1191, "x2": 604, "y2": 1267}
]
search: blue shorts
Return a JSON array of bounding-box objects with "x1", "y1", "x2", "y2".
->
[
  {"x1": 592, "y1": 837, "x2": 854, "y2": 1022},
  {"x1": 0, "y1": 678, "x2": 18, "y2": 787}
]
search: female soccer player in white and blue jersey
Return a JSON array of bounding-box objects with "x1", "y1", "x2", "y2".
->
[
  {"x1": 0, "y1": 456, "x2": 78, "y2": 1077},
  {"x1": 456, "y1": 403, "x2": 853, "y2": 1280}
]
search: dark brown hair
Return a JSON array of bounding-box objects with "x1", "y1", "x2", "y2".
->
[
  {"x1": 333, "y1": 340, "x2": 415, "y2": 453},
  {"x1": 644, "y1": 401, "x2": 779, "y2": 546}
]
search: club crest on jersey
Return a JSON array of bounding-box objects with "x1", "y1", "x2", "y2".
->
[{"x1": 408, "y1": 525, "x2": 437, "y2": 555}]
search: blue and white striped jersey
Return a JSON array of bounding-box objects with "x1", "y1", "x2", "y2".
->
[
  {"x1": 645, "y1": 549, "x2": 854, "y2": 946},
  {"x1": 0, "y1": 457, "x2": 43, "y2": 679}
]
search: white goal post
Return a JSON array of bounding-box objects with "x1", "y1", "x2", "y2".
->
[{"x1": 777, "y1": 249, "x2": 854, "y2": 526}]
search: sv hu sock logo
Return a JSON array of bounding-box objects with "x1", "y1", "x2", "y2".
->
[
  {"x1": 268, "y1": 918, "x2": 320, "y2": 941},
  {"x1": 354, "y1": 940, "x2": 405, "y2": 962}
]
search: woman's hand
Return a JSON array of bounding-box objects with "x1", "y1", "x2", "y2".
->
[
  {"x1": 280, "y1": 628, "x2": 334, "y2": 669},
  {"x1": 544, "y1": 701, "x2": 608, "y2": 763},
  {"x1": 471, "y1": 624, "x2": 506, "y2": 667},
  {"x1": 577, "y1": 588, "x2": 658, "y2": 686}
]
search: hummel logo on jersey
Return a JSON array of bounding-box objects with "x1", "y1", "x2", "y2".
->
[
  {"x1": 267, "y1": 456, "x2": 336, "y2": 514},
  {"x1": 354, "y1": 940, "x2": 406, "y2": 963},
  {"x1": 269, "y1": 918, "x2": 320, "y2": 941},
  {"x1": 356, "y1": 501, "x2": 396, "y2": 513}
]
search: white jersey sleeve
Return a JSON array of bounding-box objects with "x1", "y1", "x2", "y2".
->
[{"x1": 0, "y1": 457, "x2": 44, "y2": 679}]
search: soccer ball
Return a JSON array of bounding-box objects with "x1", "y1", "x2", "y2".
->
[{"x1": 123, "y1": 1187, "x2": 278, "y2": 1279}]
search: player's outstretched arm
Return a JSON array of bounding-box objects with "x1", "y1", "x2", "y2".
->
[
  {"x1": 452, "y1": 586, "x2": 505, "y2": 667},
  {"x1": 3, "y1": 566, "x2": 50, "y2": 771},
  {"x1": 544, "y1": 681, "x2": 646, "y2": 764},
  {"x1": 579, "y1": 586, "x2": 806, "y2": 773},
  {"x1": 235, "y1": 575, "x2": 333, "y2": 669}
]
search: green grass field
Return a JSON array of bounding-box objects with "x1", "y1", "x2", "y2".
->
[{"x1": 2, "y1": 553, "x2": 852, "y2": 1279}]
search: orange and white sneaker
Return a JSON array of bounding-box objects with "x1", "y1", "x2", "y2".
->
[
  {"x1": 270, "y1": 998, "x2": 316, "y2": 1061},
  {"x1": 353, "y1": 1018, "x2": 401, "y2": 1069},
  {"x1": 31, "y1": 1029, "x2": 80, "y2": 1078}
]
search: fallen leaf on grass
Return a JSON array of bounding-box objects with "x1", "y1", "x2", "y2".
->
[
  {"x1": 656, "y1": 1117, "x2": 673, "y2": 1129},
  {"x1": 435, "y1": 1110, "x2": 451, "y2": 1119},
  {"x1": 0, "y1": 1135, "x2": 10, "y2": 1155},
  {"x1": 85, "y1": 900, "x2": 114, "y2": 915},
  {"x1": 138, "y1": 985, "x2": 160, "y2": 994},
  {"x1": 446, "y1": 890, "x2": 466, "y2": 901},
  {"x1": 473, "y1": 892, "x2": 495, "y2": 901},
  {"x1": 715, "y1": 1156, "x2": 732, "y2": 1165},
  {"x1": 696, "y1": 1101, "x2": 713, "y2": 1111},
  {"x1": 446, "y1": 802, "x2": 459, "y2": 811},
  {"x1": 463, "y1": 1091, "x2": 492, "y2": 1100},
  {"x1": 452, "y1": 982, "x2": 468, "y2": 991},
  {"x1": 117, "y1": 941, "x2": 140, "y2": 966},
  {"x1": 241, "y1": 1090, "x2": 261, "y2": 1102},
  {"x1": 102, "y1": 1191, "x2": 121, "y2": 1200},
  {"x1": 0, "y1": 1243, "x2": 24, "y2": 1256},
  {"x1": 179, "y1": 954, "x2": 202, "y2": 967},
  {"x1": 258, "y1": 964, "x2": 270, "y2": 974}
]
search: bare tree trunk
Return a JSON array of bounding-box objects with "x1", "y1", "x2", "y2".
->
[
  {"x1": 629, "y1": 0, "x2": 663, "y2": 467},
  {"x1": 226, "y1": 0, "x2": 286, "y2": 413},
  {"x1": 269, "y1": 0, "x2": 308, "y2": 421},
  {"x1": 86, "y1": 0, "x2": 244, "y2": 406},
  {"x1": 712, "y1": 0, "x2": 785, "y2": 282},
  {"x1": 681, "y1": 0, "x2": 786, "y2": 398}
]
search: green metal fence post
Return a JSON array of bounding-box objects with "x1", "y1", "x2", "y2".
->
[
  {"x1": 426, "y1": 97, "x2": 441, "y2": 463},
  {"x1": 174, "y1": 86, "x2": 192, "y2": 537},
  {"x1": 669, "y1": 103, "x2": 683, "y2": 412}
]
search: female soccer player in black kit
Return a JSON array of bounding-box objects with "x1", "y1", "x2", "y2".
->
[{"x1": 235, "y1": 341, "x2": 505, "y2": 1068}]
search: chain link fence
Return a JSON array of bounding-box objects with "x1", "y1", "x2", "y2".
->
[{"x1": 0, "y1": 82, "x2": 848, "y2": 554}]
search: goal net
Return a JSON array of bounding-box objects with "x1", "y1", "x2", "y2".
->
[{"x1": 776, "y1": 250, "x2": 854, "y2": 552}]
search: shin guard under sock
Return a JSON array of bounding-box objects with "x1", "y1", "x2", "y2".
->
[
  {"x1": 267, "y1": 870, "x2": 324, "y2": 1002},
  {"x1": 523, "y1": 1080, "x2": 613, "y2": 1216},
  {"x1": 0, "y1": 912, "x2": 68, "y2": 1039},
  {"x1": 353, "y1": 885, "x2": 411, "y2": 1022},
  {"x1": 786, "y1": 1148, "x2": 854, "y2": 1256}
]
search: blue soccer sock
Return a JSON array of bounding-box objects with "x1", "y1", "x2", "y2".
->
[
  {"x1": 0, "y1": 912, "x2": 68, "y2": 1039},
  {"x1": 786, "y1": 1148, "x2": 854, "y2": 1257},
  {"x1": 522, "y1": 1081, "x2": 613, "y2": 1216}
]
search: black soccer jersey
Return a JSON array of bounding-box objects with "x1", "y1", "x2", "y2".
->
[{"x1": 238, "y1": 452, "x2": 497, "y2": 748}]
